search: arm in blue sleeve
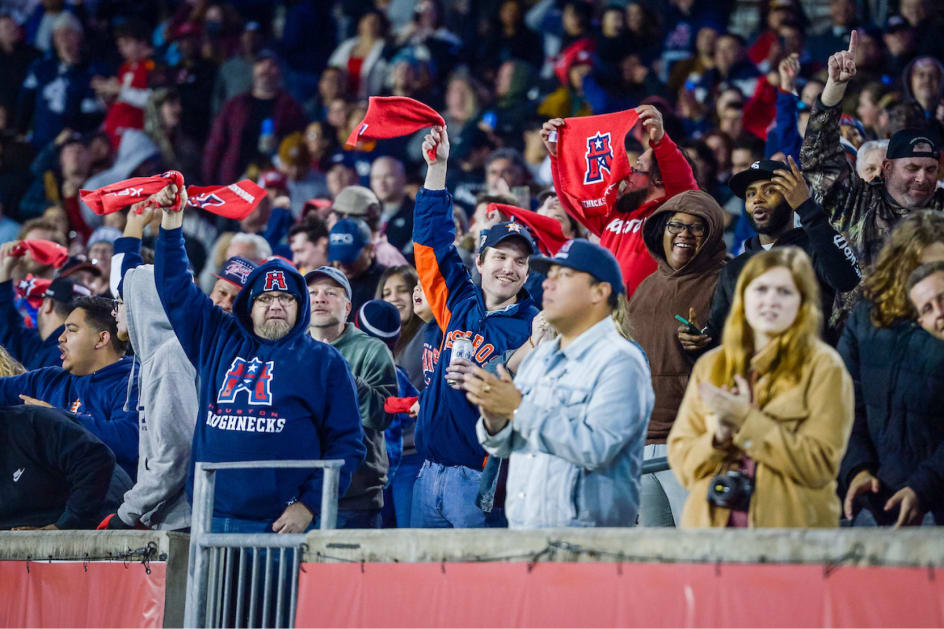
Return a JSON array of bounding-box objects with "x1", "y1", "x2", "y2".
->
[
  {"x1": 581, "y1": 73, "x2": 615, "y2": 115},
  {"x1": 412, "y1": 188, "x2": 478, "y2": 331},
  {"x1": 298, "y1": 354, "x2": 366, "y2": 515},
  {"x1": 263, "y1": 207, "x2": 295, "y2": 251},
  {"x1": 154, "y1": 225, "x2": 230, "y2": 368},
  {"x1": 0, "y1": 280, "x2": 45, "y2": 365},
  {"x1": 0, "y1": 367, "x2": 60, "y2": 405},
  {"x1": 112, "y1": 236, "x2": 144, "y2": 298},
  {"x1": 73, "y1": 382, "x2": 140, "y2": 475},
  {"x1": 767, "y1": 90, "x2": 802, "y2": 161}
]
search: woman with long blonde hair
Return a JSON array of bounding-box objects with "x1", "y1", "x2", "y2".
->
[{"x1": 668, "y1": 247, "x2": 854, "y2": 528}]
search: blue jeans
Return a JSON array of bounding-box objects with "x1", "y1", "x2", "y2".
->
[
  {"x1": 382, "y1": 451, "x2": 424, "y2": 527},
  {"x1": 410, "y1": 460, "x2": 506, "y2": 528}
]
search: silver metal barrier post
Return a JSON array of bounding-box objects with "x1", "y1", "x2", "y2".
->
[
  {"x1": 185, "y1": 462, "x2": 216, "y2": 628},
  {"x1": 319, "y1": 465, "x2": 340, "y2": 530}
]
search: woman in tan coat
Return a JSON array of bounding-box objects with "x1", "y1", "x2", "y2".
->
[{"x1": 667, "y1": 247, "x2": 854, "y2": 528}]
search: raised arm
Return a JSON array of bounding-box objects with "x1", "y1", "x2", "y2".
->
[
  {"x1": 770, "y1": 157, "x2": 862, "y2": 292},
  {"x1": 0, "y1": 242, "x2": 45, "y2": 364},
  {"x1": 799, "y1": 32, "x2": 865, "y2": 231},
  {"x1": 413, "y1": 126, "x2": 478, "y2": 331},
  {"x1": 154, "y1": 184, "x2": 233, "y2": 367}
]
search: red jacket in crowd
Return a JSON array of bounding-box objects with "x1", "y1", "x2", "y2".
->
[
  {"x1": 564, "y1": 133, "x2": 699, "y2": 296},
  {"x1": 201, "y1": 90, "x2": 307, "y2": 185}
]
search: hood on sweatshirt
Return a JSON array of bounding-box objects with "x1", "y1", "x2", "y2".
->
[
  {"x1": 231, "y1": 258, "x2": 311, "y2": 344},
  {"x1": 901, "y1": 56, "x2": 944, "y2": 109},
  {"x1": 123, "y1": 265, "x2": 174, "y2": 363},
  {"x1": 642, "y1": 189, "x2": 727, "y2": 277}
]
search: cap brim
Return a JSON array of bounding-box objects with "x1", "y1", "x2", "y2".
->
[
  {"x1": 212, "y1": 274, "x2": 245, "y2": 289},
  {"x1": 480, "y1": 232, "x2": 535, "y2": 256},
  {"x1": 728, "y1": 169, "x2": 774, "y2": 199},
  {"x1": 327, "y1": 245, "x2": 363, "y2": 264},
  {"x1": 62, "y1": 263, "x2": 102, "y2": 277}
]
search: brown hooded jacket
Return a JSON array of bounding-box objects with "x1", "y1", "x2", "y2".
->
[{"x1": 628, "y1": 189, "x2": 727, "y2": 443}]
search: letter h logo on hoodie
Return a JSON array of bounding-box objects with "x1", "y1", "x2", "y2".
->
[
  {"x1": 263, "y1": 270, "x2": 288, "y2": 291},
  {"x1": 217, "y1": 357, "x2": 275, "y2": 405}
]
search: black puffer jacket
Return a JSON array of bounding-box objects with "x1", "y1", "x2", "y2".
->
[
  {"x1": 705, "y1": 198, "x2": 862, "y2": 345},
  {"x1": 837, "y1": 301, "x2": 944, "y2": 523}
]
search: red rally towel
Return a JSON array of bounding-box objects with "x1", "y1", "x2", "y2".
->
[
  {"x1": 489, "y1": 203, "x2": 569, "y2": 256},
  {"x1": 384, "y1": 396, "x2": 418, "y2": 415},
  {"x1": 345, "y1": 96, "x2": 445, "y2": 160},
  {"x1": 10, "y1": 240, "x2": 69, "y2": 268},
  {"x1": 550, "y1": 109, "x2": 640, "y2": 226},
  {"x1": 80, "y1": 170, "x2": 265, "y2": 220},
  {"x1": 15, "y1": 276, "x2": 52, "y2": 308}
]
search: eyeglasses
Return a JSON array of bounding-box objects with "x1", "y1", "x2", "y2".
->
[
  {"x1": 256, "y1": 293, "x2": 296, "y2": 306},
  {"x1": 665, "y1": 221, "x2": 706, "y2": 237}
]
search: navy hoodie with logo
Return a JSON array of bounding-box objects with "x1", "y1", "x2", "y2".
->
[
  {"x1": 0, "y1": 358, "x2": 139, "y2": 479},
  {"x1": 412, "y1": 188, "x2": 537, "y2": 470},
  {"x1": 154, "y1": 225, "x2": 365, "y2": 522}
]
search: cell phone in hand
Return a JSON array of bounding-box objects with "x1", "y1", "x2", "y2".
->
[{"x1": 675, "y1": 314, "x2": 701, "y2": 335}]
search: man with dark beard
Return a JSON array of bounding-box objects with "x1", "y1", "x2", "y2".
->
[
  {"x1": 541, "y1": 105, "x2": 698, "y2": 296},
  {"x1": 699, "y1": 158, "x2": 862, "y2": 347},
  {"x1": 152, "y1": 183, "x2": 365, "y2": 535}
]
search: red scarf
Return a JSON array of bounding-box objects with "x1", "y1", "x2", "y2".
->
[
  {"x1": 488, "y1": 203, "x2": 569, "y2": 256},
  {"x1": 11, "y1": 240, "x2": 69, "y2": 268},
  {"x1": 550, "y1": 109, "x2": 639, "y2": 225},
  {"x1": 80, "y1": 170, "x2": 265, "y2": 220},
  {"x1": 346, "y1": 96, "x2": 445, "y2": 160}
]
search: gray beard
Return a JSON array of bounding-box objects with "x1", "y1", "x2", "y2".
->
[{"x1": 256, "y1": 319, "x2": 291, "y2": 340}]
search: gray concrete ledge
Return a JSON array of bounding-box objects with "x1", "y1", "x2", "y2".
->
[
  {"x1": 0, "y1": 530, "x2": 188, "y2": 561},
  {"x1": 301, "y1": 528, "x2": 944, "y2": 568}
]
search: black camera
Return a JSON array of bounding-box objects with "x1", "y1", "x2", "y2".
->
[{"x1": 707, "y1": 470, "x2": 753, "y2": 512}]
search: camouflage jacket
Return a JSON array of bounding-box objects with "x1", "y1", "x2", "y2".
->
[{"x1": 799, "y1": 98, "x2": 944, "y2": 271}]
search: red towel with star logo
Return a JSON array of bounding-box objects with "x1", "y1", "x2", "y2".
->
[
  {"x1": 550, "y1": 109, "x2": 640, "y2": 229},
  {"x1": 80, "y1": 170, "x2": 266, "y2": 219}
]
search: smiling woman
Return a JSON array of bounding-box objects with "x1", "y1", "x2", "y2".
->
[{"x1": 628, "y1": 190, "x2": 727, "y2": 527}]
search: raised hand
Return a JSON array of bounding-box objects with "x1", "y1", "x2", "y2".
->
[
  {"x1": 827, "y1": 30, "x2": 857, "y2": 85},
  {"x1": 635, "y1": 104, "x2": 665, "y2": 145},
  {"x1": 0, "y1": 240, "x2": 22, "y2": 283},
  {"x1": 540, "y1": 118, "x2": 565, "y2": 158},
  {"x1": 769, "y1": 156, "x2": 810, "y2": 210},
  {"x1": 421, "y1": 126, "x2": 450, "y2": 166},
  {"x1": 778, "y1": 53, "x2": 800, "y2": 95}
]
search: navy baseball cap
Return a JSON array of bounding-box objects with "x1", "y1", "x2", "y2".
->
[
  {"x1": 530, "y1": 239, "x2": 625, "y2": 296},
  {"x1": 45, "y1": 277, "x2": 92, "y2": 303},
  {"x1": 887, "y1": 129, "x2": 941, "y2": 160},
  {"x1": 328, "y1": 218, "x2": 371, "y2": 264},
  {"x1": 213, "y1": 256, "x2": 257, "y2": 288},
  {"x1": 304, "y1": 265, "x2": 353, "y2": 301},
  {"x1": 728, "y1": 159, "x2": 789, "y2": 199},
  {"x1": 478, "y1": 221, "x2": 536, "y2": 255}
]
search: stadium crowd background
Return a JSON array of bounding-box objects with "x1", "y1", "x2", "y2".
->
[{"x1": 0, "y1": 0, "x2": 943, "y2": 533}]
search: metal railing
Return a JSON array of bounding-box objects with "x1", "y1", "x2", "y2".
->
[
  {"x1": 641, "y1": 456, "x2": 670, "y2": 475},
  {"x1": 184, "y1": 459, "x2": 343, "y2": 629}
]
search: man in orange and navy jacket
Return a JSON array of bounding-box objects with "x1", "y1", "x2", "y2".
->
[{"x1": 411, "y1": 126, "x2": 537, "y2": 528}]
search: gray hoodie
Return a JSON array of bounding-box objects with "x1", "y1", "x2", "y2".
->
[{"x1": 118, "y1": 264, "x2": 198, "y2": 530}]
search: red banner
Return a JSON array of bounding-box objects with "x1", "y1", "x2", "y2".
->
[
  {"x1": 296, "y1": 561, "x2": 944, "y2": 628},
  {"x1": 0, "y1": 561, "x2": 165, "y2": 628}
]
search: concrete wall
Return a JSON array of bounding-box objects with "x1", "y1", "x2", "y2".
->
[
  {"x1": 301, "y1": 528, "x2": 944, "y2": 567},
  {"x1": 0, "y1": 531, "x2": 190, "y2": 628}
]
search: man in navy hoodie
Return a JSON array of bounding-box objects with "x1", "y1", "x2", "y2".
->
[
  {"x1": 0, "y1": 295, "x2": 139, "y2": 479},
  {"x1": 153, "y1": 184, "x2": 365, "y2": 534},
  {"x1": 411, "y1": 127, "x2": 538, "y2": 528}
]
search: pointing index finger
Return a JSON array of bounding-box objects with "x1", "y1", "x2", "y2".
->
[{"x1": 847, "y1": 29, "x2": 858, "y2": 55}]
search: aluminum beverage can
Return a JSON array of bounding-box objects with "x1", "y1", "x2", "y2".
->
[{"x1": 450, "y1": 337, "x2": 475, "y2": 364}]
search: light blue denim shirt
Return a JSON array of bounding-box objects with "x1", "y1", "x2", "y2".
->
[{"x1": 477, "y1": 316, "x2": 654, "y2": 528}]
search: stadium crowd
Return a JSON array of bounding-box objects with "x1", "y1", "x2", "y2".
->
[{"x1": 1, "y1": 0, "x2": 943, "y2": 533}]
